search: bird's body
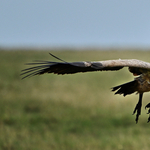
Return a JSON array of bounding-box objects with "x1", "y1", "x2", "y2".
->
[
  {"x1": 21, "y1": 53, "x2": 150, "y2": 123},
  {"x1": 136, "y1": 74, "x2": 150, "y2": 93}
]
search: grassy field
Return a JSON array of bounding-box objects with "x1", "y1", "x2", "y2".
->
[{"x1": 1, "y1": 49, "x2": 150, "y2": 150}]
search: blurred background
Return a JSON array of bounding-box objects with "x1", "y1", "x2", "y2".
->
[
  {"x1": 1, "y1": 0, "x2": 150, "y2": 49},
  {"x1": 1, "y1": 1, "x2": 150, "y2": 150}
]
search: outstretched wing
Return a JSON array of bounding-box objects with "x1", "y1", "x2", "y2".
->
[{"x1": 21, "y1": 53, "x2": 150, "y2": 79}]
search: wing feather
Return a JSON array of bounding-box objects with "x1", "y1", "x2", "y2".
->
[{"x1": 21, "y1": 54, "x2": 150, "y2": 79}]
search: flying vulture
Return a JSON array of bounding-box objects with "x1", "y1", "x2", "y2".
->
[{"x1": 21, "y1": 53, "x2": 150, "y2": 123}]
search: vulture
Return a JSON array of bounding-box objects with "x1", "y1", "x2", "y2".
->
[{"x1": 21, "y1": 53, "x2": 150, "y2": 123}]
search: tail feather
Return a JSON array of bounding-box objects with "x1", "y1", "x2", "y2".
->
[{"x1": 111, "y1": 80, "x2": 138, "y2": 96}]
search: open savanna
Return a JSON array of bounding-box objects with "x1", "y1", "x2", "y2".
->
[{"x1": 1, "y1": 49, "x2": 150, "y2": 150}]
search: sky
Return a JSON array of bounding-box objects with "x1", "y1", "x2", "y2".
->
[{"x1": 1, "y1": 0, "x2": 150, "y2": 48}]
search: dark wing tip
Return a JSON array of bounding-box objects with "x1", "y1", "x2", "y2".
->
[{"x1": 21, "y1": 53, "x2": 67, "y2": 79}]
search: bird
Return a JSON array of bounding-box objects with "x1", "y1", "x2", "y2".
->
[{"x1": 21, "y1": 53, "x2": 150, "y2": 123}]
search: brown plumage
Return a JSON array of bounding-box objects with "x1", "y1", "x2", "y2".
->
[{"x1": 21, "y1": 53, "x2": 150, "y2": 123}]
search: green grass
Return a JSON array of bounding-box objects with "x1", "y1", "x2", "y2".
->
[{"x1": 1, "y1": 49, "x2": 150, "y2": 149}]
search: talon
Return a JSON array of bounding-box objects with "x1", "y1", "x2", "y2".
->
[
  {"x1": 147, "y1": 116, "x2": 150, "y2": 123},
  {"x1": 145, "y1": 103, "x2": 150, "y2": 109},
  {"x1": 146, "y1": 109, "x2": 150, "y2": 114}
]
